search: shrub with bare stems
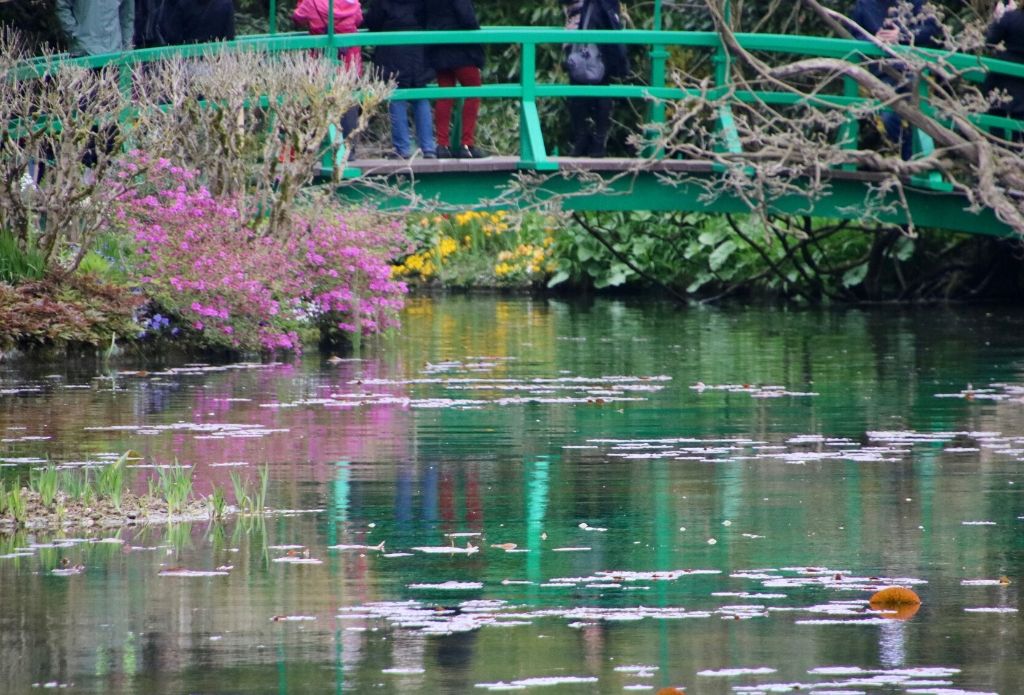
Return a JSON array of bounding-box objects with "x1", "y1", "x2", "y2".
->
[{"x1": 0, "y1": 28, "x2": 393, "y2": 277}]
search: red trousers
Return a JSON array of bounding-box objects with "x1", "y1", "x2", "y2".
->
[{"x1": 435, "y1": 66, "x2": 482, "y2": 147}]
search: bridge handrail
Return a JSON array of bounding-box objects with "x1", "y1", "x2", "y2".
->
[
  {"x1": 16, "y1": 28, "x2": 1024, "y2": 82},
  {"x1": 9, "y1": 27, "x2": 1024, "y2": 175}
]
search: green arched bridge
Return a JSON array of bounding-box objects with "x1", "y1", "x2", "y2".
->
[{"x1": 19, "y1": 21, "x2": 1024, "y2": 238}]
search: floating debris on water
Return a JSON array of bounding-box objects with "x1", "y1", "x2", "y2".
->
[
  {"x1": 328, "y1": 542, "x2": 385, "y2": 552},
  {"x1": 691, "y1": 382, "x2": 818, "y2": 398},
  {"x1": 272, "y1": 557, "x2": 323, "y2": 565},
  {"x1": 158, "y1": 568, "x2": 230, "y2": 577},
  {"x1": 408, "y1": 581, "x2": 483, "y2": 590},
  {"x1": 697, "y1": 667, "x2": 777, "y2": 677},
  {"x1": 412, "y1": 543, "x2": 479, "y2": 555},
  {"x1": 476, "y1": 676, "x2": 599, "y2": 690}
]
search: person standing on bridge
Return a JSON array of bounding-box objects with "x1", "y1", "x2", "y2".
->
[
  {"x1": 366, "y1": 0, "x2": 438, "y2": 158},
  {"x1": 425, "y1": 0, "x2": 488, "y2": 159},
  {"x1": 159, "y1": 0, "x2": 236, "y2": 44},
  {"x1": 293, "y1": 0, "x2": 365, "y2": 156},
  {"x1": 846, "y1": 0, "x2": 940, "y2": 160},
  {"x1": 983, "y1": 1, "x2": 1024, "y2": 127},
  {"x1": 55, "y1": 0, "x2": 134, "y2": 56},
  {"x1": 561, "y1": 0, "x2": 628, "y2": 158}
]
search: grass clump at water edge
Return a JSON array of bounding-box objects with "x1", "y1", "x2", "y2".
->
[
  {"x1": 229, "y1": 465, "x2": 270, "y2": 514},
  {"x1": 29, "y1": 464, "x2": 59, "y2": 507},
  {"x1": 156, "y1": 461, "x2": 193, "y2": 516}
]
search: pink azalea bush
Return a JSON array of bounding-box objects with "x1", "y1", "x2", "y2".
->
[{"x1": 114, "y1": 153, "x2": 408, "y2": 353}]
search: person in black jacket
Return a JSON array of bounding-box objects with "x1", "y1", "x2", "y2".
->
[
  {"x1": 984, "y1": 1, "x2": 1024, "y2": 127},
  {"x1": 366, "y1": 0, "x2": 438, "y2": 158},
  {"x1": 160, "y1": 0, "x2": 235, "y2": 44},
  {"x1": 846, "y1": 0, "x2": 940, "y2": 159},
  {"x1": 135, "y1": 0, "x2": 167, "y2": 48},
  {"x1": 562, "y1": 0, "x2": 628, "y2": 157},
  {"x1": 425, "y1": 0, "x2": 486, "y2": 158}
]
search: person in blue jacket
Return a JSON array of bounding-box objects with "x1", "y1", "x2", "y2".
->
[
  {"x1": 846, "y1": 0, "x2": 940, "y2": 159},
  {"x1": 55, "y1": 0, "x2": 134, "y2": 56}
]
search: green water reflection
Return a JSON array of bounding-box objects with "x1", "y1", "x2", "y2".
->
[{"x1": 0, "y1": 297, "x2": 1022, "y2": 694}]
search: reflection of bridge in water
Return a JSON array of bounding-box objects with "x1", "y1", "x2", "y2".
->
[{"x1": 35, "y1": 23, "x2": 1024, "y2": 237}]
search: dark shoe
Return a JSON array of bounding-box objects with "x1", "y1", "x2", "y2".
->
[
  {"x1": 455, "y1": 144, "x2": 490, "y2": 159},
  {"x1": 422, "y1": 151, "x2": 438, "y2": 159},
  {"x1": 436, "y1": 145, "x2": 452, "y2": 158},
  {"x1": 386, "y1": 150, "x2": 410, "y2": 160}
]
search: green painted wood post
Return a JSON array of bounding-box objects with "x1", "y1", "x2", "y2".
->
[
  {"x1": 910, "y1": 72, "x2": 951, "y2": 191},
  {"x1": 644, "y1": 0, "x2": 668, "y2": 157},
  {"x1": 648, "y1": 0, "x2": 667, "y2": 125},
  {"x1": 328, "y1": 0, "x2": 335, "y2": 38},
  {"x1": 269, "y1": 0, "x2": 277, "y2": 34},
  {"x1": 712, "y1": 1, "x2": 742, "y2": 158},
  {"x1": 518, "y1": 41, "x2": 556, "y2": 170}
]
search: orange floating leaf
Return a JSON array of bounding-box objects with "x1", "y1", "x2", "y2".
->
[
  {"x1": 869, "y1": 586, "x2": 921, "y2": 607},
  {"x1": 870, "y1": 586, "x2": 922, "y2": 619}
]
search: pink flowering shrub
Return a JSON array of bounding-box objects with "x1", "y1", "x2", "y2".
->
[{"x1": 114, "y1": 153, "x2": 408, "y2": 353}]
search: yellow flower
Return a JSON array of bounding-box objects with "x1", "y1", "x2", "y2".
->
[
  {"x1": 405, "y1": 254, "x2": 424, "y2": 271},
  {"x1": 438, "y1": 236, "x2": 458, "y2": 257}
]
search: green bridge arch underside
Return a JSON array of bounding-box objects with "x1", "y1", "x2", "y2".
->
[{"x1": 332, "y1": 158, "x2": 1013, "y2": 238}]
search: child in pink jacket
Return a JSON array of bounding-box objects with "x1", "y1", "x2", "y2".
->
[
  {"x1": 293, "y1": 0, "x2": 365, "y2": 157},
  {"x1": 293, "y1": 0, "x2": 364, "y2": 72}
]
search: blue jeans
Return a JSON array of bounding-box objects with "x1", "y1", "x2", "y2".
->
[{"x1": 389, "y1": 99, "x2": 436, "y2": 157}]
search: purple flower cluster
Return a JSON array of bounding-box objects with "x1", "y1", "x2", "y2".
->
[{"x1": 115, "y1": 153, "x2": 408, "y2": 353}]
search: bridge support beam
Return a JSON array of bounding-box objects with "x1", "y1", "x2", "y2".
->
[{"x1": 333, "y1": 168, "x2": 1016, "y2": 239}]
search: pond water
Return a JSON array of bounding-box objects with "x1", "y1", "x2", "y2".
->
[{"x1": 1, "y1": 296, "x2": 1022, "y2": 695}]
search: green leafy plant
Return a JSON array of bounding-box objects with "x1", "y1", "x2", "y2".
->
[
  {"x1": 229, "y1": 465, "x2": 270, "y2": 514},
  {"x1": 29, "y1": 464, "x2": 59, "y2": 507},
  {"x1": 0, "y1": 479, "x2": 8, "y2": 515},
  {"x1": 6, "y1": 486, "x2": 27, "y2": 523},
  {"x1": 96, "y1": 453, "x2": 128, "y2": 510},
  {"x1": 208, "y1": 485, "x2": 228, "y2": 520},
  {"x1": 57, "y1": 468, "x2": 93, "y2": 505},
  {"x1": 229, "y1": 470, "x2": 250, "y2": 513},
  {"x1": 0, "y1": 230, "x2": 44, "y2": 283},
  {"x1": 157, "y1": 462, "x2": 193, "y2": 516},
  {"x1": 256, "y1": 465, "x2": 270, "y2": 513}
]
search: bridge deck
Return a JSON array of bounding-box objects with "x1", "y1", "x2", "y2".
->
[
  {"x1": 346, "y1": 156, "x2": 711, "y2": 176},
  {"x1": 342, "y1": 156, "x2": 916, "y2": 186}
]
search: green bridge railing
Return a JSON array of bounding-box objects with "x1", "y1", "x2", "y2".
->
[{"x1": 24, "y1": 23, "x2": 1024, "y2": 178}]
